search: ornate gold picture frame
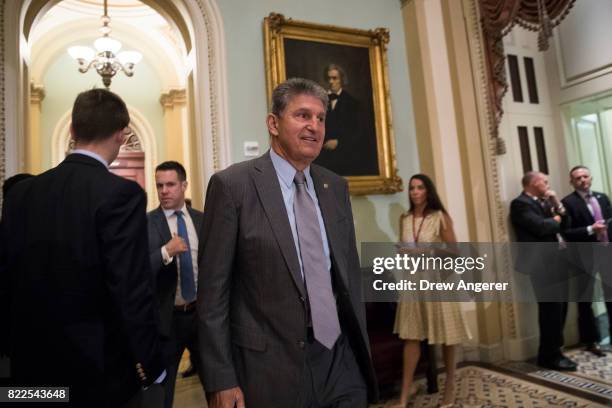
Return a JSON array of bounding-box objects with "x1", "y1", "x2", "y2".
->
[{"x1": 263, "y1": 13, "x2": 402, "y2": 195}]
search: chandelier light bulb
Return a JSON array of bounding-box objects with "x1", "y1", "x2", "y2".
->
[
  {"x1": 117, "y1": 51, "x2": 143, "y2": 65},
  {"x1": 94, "y1": 36, "x2": 122, "y2": 54},
  {"x1": 67, "y1": 46, "x2": 95, "y2": 62},
  {"x1": 66, "y1": 0, "x2": 142, "y2": 88}
]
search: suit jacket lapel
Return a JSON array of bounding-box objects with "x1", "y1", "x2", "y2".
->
[
  {"x1": 187, "y1": 207, "x2": 203, "y2": 233},
  {"x1": 573, "y1": 191, "x2": 594, "y2": 223},
  {"x1": 311, "y1": 167, "x2": 349, "y2": 288},
  {"x1": 595, "y1": 193, "x2": 611, "y2": 219},
  {"x1": 521, "y1": 193, "x2": 544, "y2": 216},
  {"x1": 251, "y1": 154, "x2": 306, "y2": 297},
  {"x1": 152, "y1": 207, "x2": 172, "y2": 243}
]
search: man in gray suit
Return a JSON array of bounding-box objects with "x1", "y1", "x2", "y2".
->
[
  {"x1": 147, "y1": 161, "x2": 204, "y2": 408},
  {"x1": 198, "y1": 78, "x2": 378, "y2": 408}
]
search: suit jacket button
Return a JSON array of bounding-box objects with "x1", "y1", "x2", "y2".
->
[
  {"x1": 299, "y1": 296, "x2": 305, "y2": 303},
  {"x1": 298, "y1": 340, "x2": 305, "y2": 349}
]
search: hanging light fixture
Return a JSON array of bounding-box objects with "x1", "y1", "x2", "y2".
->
[{"x1": 67, "y1": 0, "x2": 142, "y2": 88}]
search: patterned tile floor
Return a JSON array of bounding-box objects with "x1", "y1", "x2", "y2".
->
[
  {"x1": 501, "y1": 348, "x2": 612, "y2": 401},
  {"x1": 174, "y1": 363, "x2": 606, "y2": 408},
  {"x1": 565, "y1": 348, "x2": 612, "y2": 386},
  {"x1": 376, "y1": 365, "x2": 605, "y2": 408}
]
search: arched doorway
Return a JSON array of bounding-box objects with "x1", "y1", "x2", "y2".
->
[{"x1": 1, "y1": 0, "x2": 231, "y2": 209}]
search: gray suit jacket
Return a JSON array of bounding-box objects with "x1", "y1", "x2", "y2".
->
[
  {"x1": 147, "y1": 206, "x2": 203, "y2": 338},
  {"x1": 197, "y1": 152, "x2": 377, "y2": 407}
]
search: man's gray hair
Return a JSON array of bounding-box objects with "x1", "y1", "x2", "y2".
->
[
  {"x1": 522, "y1": 171, "x2": 544, "y2": 187},
  {"x1": 324, "y1": 63, "x2": 348, "y2": 86},
  {"x1": 271, "y1": 78, "x2": 328, "y2": 116}
]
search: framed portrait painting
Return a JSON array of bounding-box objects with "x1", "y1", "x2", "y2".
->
[{"x1": 263, "y1": 13, "x2": 403, "y2": 195}]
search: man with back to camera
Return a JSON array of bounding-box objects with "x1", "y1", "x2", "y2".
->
[
  {"x1": 197, "y1": 78, "x2": 378, "y2": 407},
  {"x1": 147, "y1": 161, "x2": 205, "y2": 408},
  {"x1": 0, "y1": 88, "x2": 165, "y2": 407},
  {"x1": 510, "y1": 171, "x2": 576, "y2": 371},
  {"x1": 561, "y1": 165, "x2": 612, "y2": 355}
]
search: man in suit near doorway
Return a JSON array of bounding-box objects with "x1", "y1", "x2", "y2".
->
[
  {"x1": 510, "y1": 171, "x2": 576, "y2": 371},
  {"x1": 561, "y1": 165, "x2": 612, "y2": 354},
  {"x1": 198, "y1": 78, "x2": 378, "y2": 408},
  {"x1": 148, "y1": 161, "x2": 205, "y2": 408},
  {"x1": 0, "y1": 88, "x2": 165, "y2": 407}
]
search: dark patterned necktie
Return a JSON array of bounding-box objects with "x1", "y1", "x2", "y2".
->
[{"x1": 293, "y1": 171, "x2": 341, "y2": 349}]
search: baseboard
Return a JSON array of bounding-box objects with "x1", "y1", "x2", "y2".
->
[
  {"x1": 477, "y1": 342, "x2": 505, "y2": 363},
  {"x1": 504, "y1": 335, "x2": 539, "y2": 361}
]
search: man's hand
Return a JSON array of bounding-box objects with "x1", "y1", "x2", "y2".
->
[
  {"x1": 592, "y1": 220, "x2": 608, "y2": 234},
  {"x1": 164, "y1": 233, "x2": 188, "y2": 257},
  {"x1": 544, "y1": 190, "x2": 560, "y2": 207},
  {"x1": 323, "y1": 139, "x2": 338, "y2": 150},
  {"x1": 208, "y1": 387, "x2": 245, "y2": 408},
  {"x1": 553, "y1": 215, "x2": 562, "y2": 223}
]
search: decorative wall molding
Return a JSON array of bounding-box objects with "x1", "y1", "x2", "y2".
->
[
  {"x1": 0, "y1": 0, "x2": 6, "y2": 208},
  {"x1": 179, "y1": 0, "x2": 232, "y2": 204},
  {"x1": 30, "y1": 82, "x2": 45, "y2": 104},
  {"x1": 464, "y1": 0, "x2": 519, "y2": 344},
  {"x1": 478, "y1": 0, "x2": 575, "y2": 152},
  {"x1": 159, "y1": 88, "x2": 187, "y2": 108}
]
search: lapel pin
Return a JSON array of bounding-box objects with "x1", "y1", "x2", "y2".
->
[{"x1": 323, "y1": 183, "x2": 329, "y2": 189}]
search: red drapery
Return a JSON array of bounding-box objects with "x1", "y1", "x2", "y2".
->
[{"x1": 478, "y1": 0, "x2": 575, "y2": 152}]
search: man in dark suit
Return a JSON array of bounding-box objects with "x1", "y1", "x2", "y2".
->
[
  {"x1": 198, "y1": 78, "x2": 378, "y2": 408},
  {"x1": 561, "y1": 165, "x2": 612, "y2": 355},
  {"x1": 314, "y1": 64, "x2": 378, "y2": 176},
  {"x1": 0, "y1": 89, "x2": 165, "y2": 407},
  {"x1": 510, "y1": 171, "x2": 576, "y2": 371},
  {"x1": 147, "y1": 161, "x2": 204, "y2": 408}
]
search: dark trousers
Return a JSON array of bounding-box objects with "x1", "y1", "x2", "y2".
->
[
  {"x1": 296, "y1": 331, "x2": 367, "y2": 408},
  {"x1": 121, "y1": 384, "x2": 164, "y2": 408},
  {"x1": 573, "y1": 265, "x2": 601, "y2": 344},
  {"x1": 578, "y1": 302, "x2": 600, "y2": 343},
  {"x1": 530, "y1": 259, "x2": 569, "y2": 362},
  {"x1": 164, "y1": 309, "x2": 205, "y2": 408},
  {"x1": 537, "y1": 302, "x2": 568, "y2": 361}
]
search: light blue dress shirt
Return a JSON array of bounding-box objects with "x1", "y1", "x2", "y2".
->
[
  {"x1": 72, "y1": 149, "x2": 109, "y2": 169},
  {"x1": 269, "y1": 148, "x2": 332, "y2": 277}
]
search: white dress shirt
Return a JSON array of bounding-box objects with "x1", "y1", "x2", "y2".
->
[{"x1": 160, "y1": 203, "x2": 199, "y2": 305}]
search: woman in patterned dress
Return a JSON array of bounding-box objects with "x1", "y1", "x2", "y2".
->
[{"x1": 392, "y1": 174, "x2": 471, "y2": 408}]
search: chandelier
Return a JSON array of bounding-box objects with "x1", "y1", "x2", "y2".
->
[{"x1": 67, "y1": 0, "x2": 142, "y2": 88}]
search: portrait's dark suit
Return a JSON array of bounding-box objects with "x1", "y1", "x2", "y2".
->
[
  {"x1": 0, "y1": 153, "x2": 164, "y2": 407},
  {"x1": 147, "y1": 205, "x2": 204, "y2": 406},
  {"x1": 315, "y1": 90, "x2": 378, "y2": 176},
  {"x1": 562, "y1": 191, "x2": 612, "y2": 343},
  {"x1": 197, "y1": 152, "x2": 378, "y2": 407},
  {"x1": 510, "y1": 192, "x2": 569, "y2": 364}
]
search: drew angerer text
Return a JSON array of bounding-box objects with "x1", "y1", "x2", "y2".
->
[{"x1": 372, "y1": 279, "x2": 509, "y2": 292}]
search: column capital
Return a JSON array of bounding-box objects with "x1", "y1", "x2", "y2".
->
[
  {"x1": 30, "y1": 82, "x2": 45, "y2": 104},
  {"x1": 159, "y1": 88, "x2": 187, "y2": 108}
]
